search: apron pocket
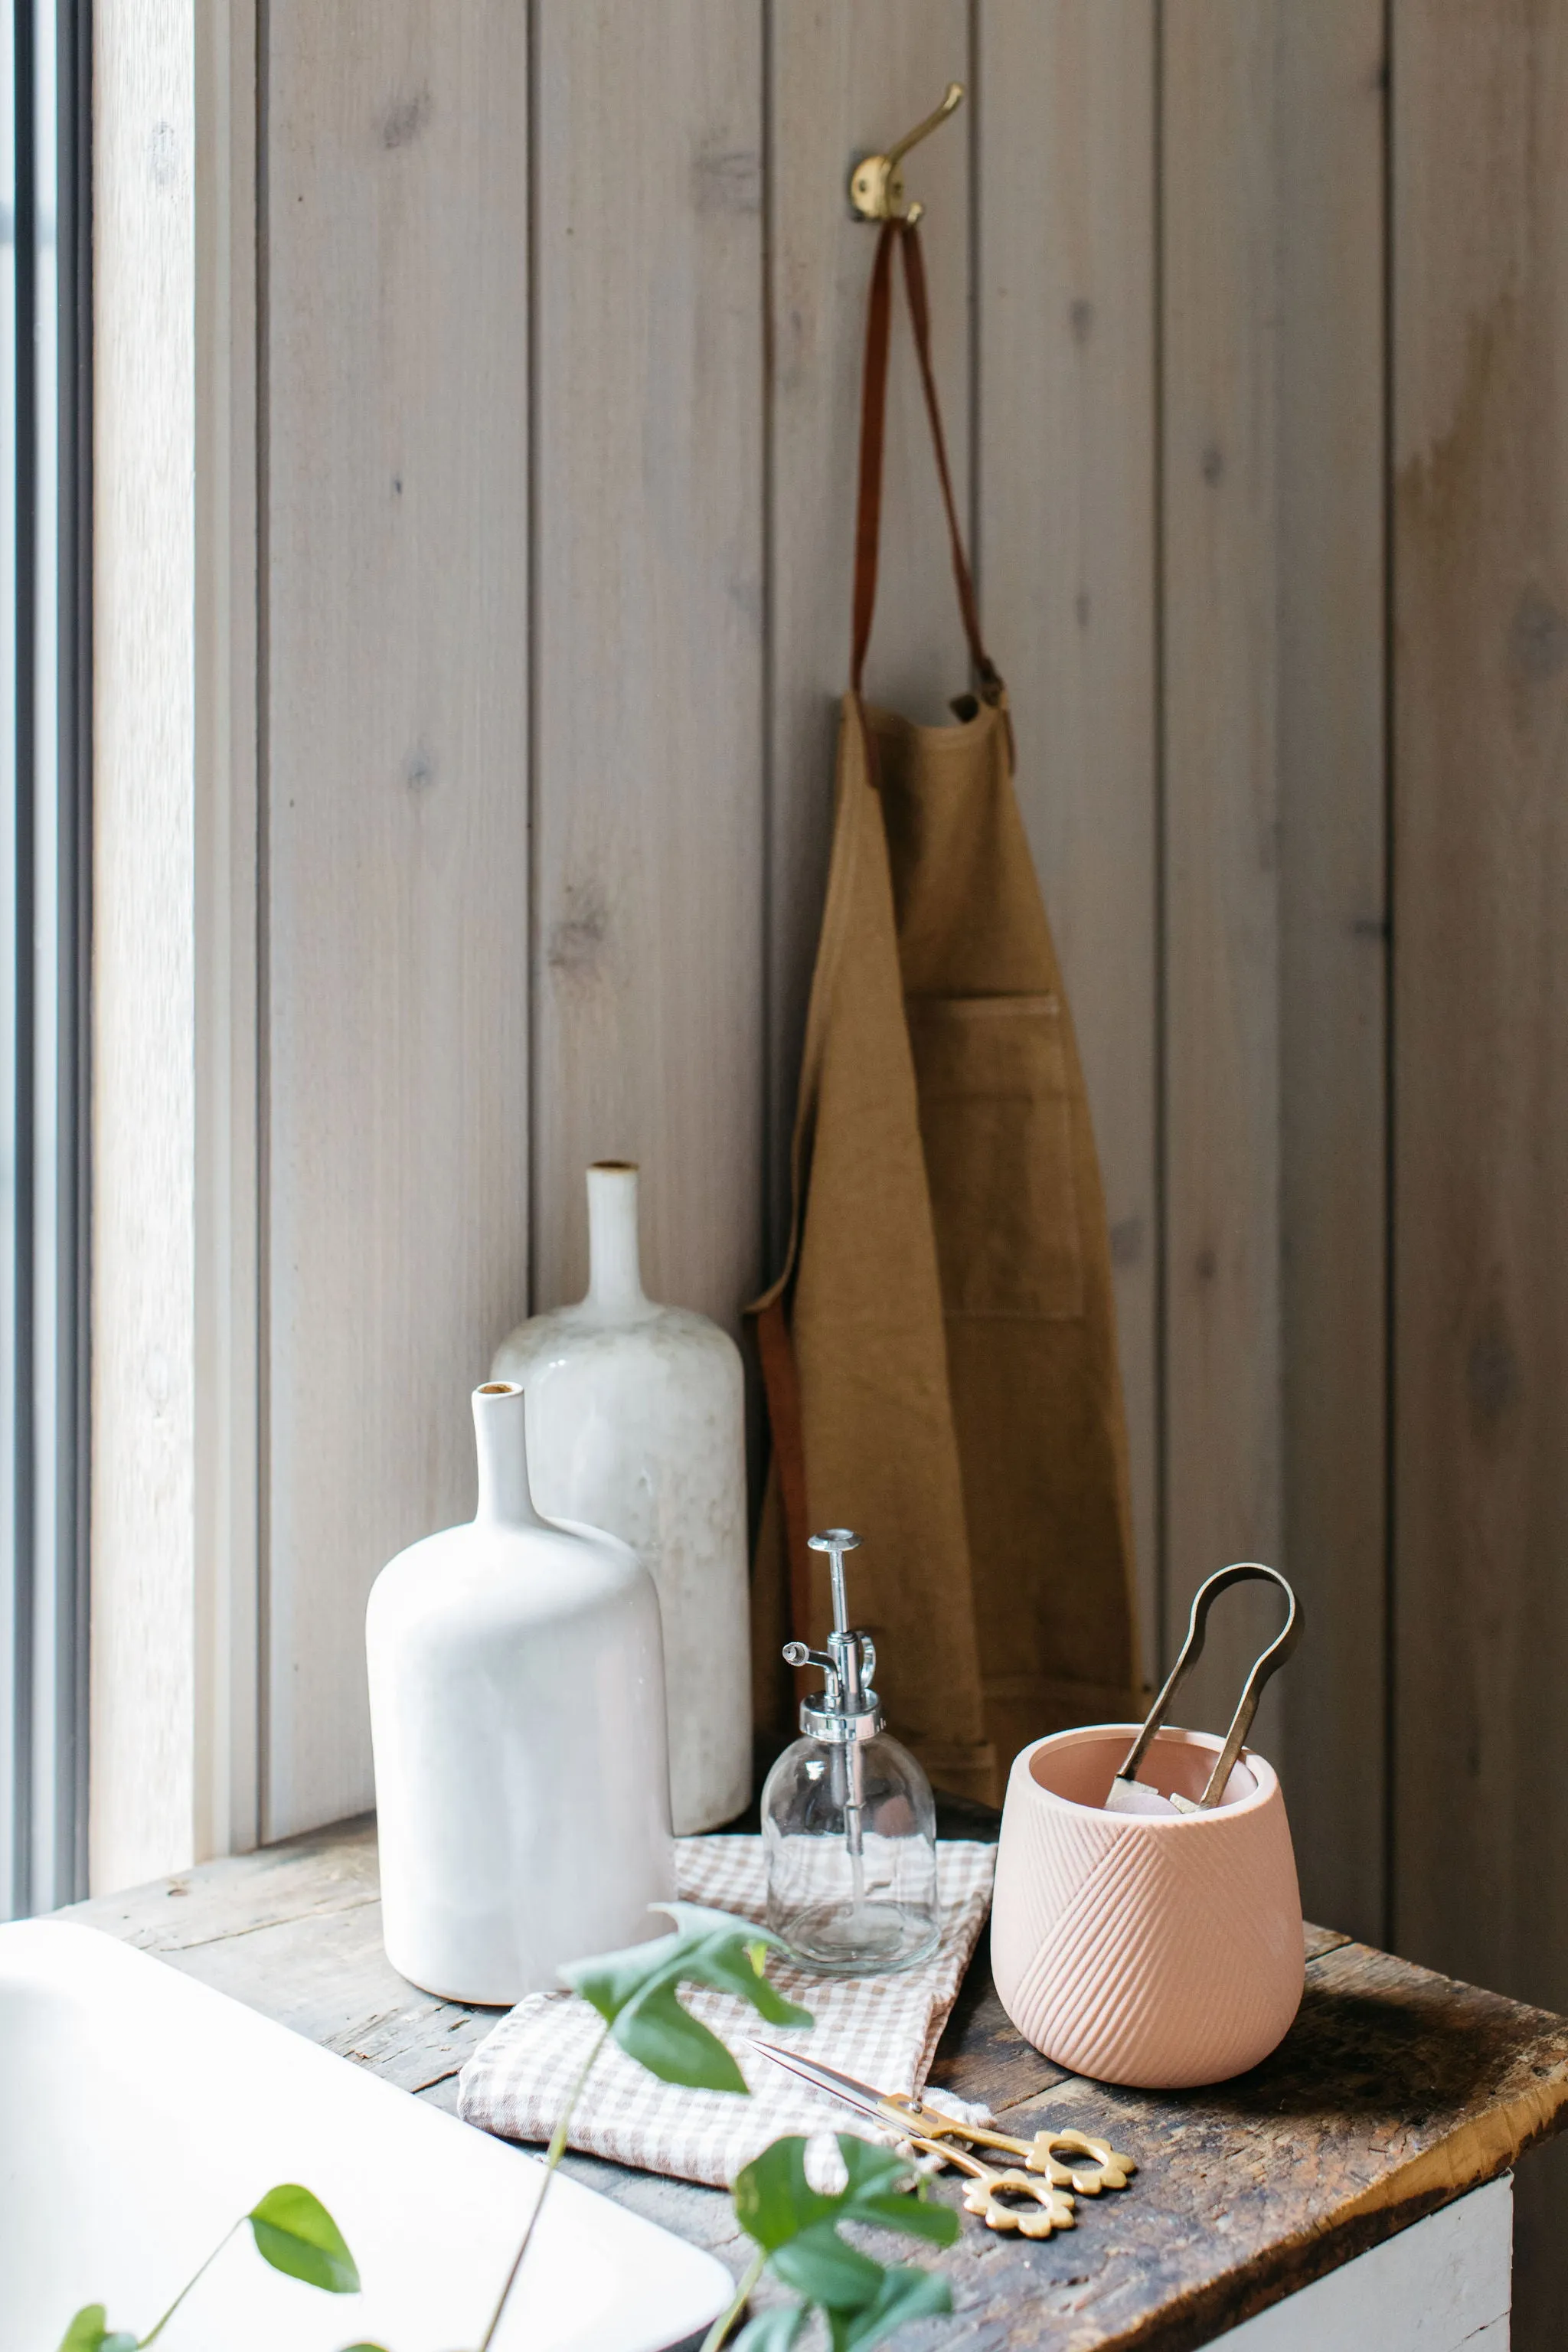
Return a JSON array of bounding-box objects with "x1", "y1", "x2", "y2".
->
[{"x1": 907, "y1": 992, "x2": 1085, "y2": 1321}]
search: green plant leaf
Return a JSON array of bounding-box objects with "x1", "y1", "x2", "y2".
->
[
  {"x1": 832, "y1": 2138, "x2": 916, "y2": 2197},
  {"x1": 845, "y1": 2191, "x2": 959, "y2": 2248},
  {"x1": 735, "y1": 2135, "x2": 959, "y2": 2261},
  {"x1": 560, "y1": 1903, "x2": 812, "y2": 2092},
  {"x1": 612, "y1": 1977, "x2": 750, "y2": 2093},
  {"x1": 54, "y1": 2308, "x2": 136, "y2": 2352},
  {"x1": 247, "y1": 2184, "x2": 361, "y2": 2295},
  {"x1": 733, "y1": 2134, "x2": 960, "y2": 2331},
  {"x1": 732, "y1": 2135, "x2": 836, "y2": 2252},
  {"x1": 769, "y1": 2220, "x2": 886, "y2": 2311},
  {"x1": 830, "y1": 2135, "x2": 957, "y2": 2238},
  {"x1": 828, "y1": 2265, "x2": 953, "y2": 2350},
  {"x1": 732, "y1": 2307, "x2": 808, "y2": 2351}
]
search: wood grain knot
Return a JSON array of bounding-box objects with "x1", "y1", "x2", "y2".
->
[{"x1": 381, "y1": 89, "x2": 431, "y2": 151}]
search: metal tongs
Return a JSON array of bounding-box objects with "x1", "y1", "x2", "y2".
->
[{"x1": 1106, "y1": 1562, "x2": 1300, "y2": 1815}]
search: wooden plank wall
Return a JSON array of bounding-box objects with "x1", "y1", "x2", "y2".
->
[
  {"x1": 976, "y1": 2, "x2": 1159, "y2": 1641},
  {"x1": 1274, "y1": 2, "x2": 1390, "y2": 1965},
  {"x1": 1392, "y1": 5, "x2": 1568, "y2": 2336},
  {"x1": 263, "y1": 3, "x2": 532, "y2": 1834},
  {"x1": 531, "y1": 2, "x2": 766, "y2": 1323},
  {"x1": 251, "y1": 6, "x2": 1568, "y2": 2326},
  {"x1": 1160, "y1": 3, "x2": 1285, "y2": 1762}
]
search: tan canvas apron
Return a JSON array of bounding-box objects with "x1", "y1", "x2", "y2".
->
[{"x1": 751, "y1": 220, "x2": 1138, "y2": 1808}]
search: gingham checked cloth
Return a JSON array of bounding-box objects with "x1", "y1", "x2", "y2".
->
[{"x1": 456, "y1": 1836, "x2": 996, "y2": 2188}]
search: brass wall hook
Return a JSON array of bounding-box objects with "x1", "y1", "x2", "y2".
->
[{"x1": 848, "y1": 82, "x2": 964, "y2": 227}]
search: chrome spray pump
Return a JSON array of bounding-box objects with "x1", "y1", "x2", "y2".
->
[{"x1": 760, "y1": 1530, "x2": 940, "y2": 1974}]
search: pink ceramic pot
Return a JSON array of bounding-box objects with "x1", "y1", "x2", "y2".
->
[{"x1": 991, "y1": 1723, "x2": 1303, "y2": 2088}]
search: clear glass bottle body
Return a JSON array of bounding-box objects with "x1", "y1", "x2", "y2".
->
[{"x1": 760, "y1": 1729, "x2": 939, "y2": 1975}]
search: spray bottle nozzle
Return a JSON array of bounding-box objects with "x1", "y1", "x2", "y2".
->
[
  {"x1": 783, "y1": 1532, "x2": 884, "y2": 1742},
  {"x1": 782, "y1": 1641, "x2": 841, "y2": 1710}
]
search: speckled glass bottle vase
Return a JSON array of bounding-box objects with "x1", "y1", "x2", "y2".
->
[{"x1": 492, "y1": 1161, "x2": 751, "y2": 1834}]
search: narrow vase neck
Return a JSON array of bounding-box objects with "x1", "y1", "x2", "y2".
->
[
  {"x1": 585, "y1": 1161, "x2": 651, "y2": 1316},
  {"x1": 472, "y1": 1383, "x2": 546, "y2": 1527}
]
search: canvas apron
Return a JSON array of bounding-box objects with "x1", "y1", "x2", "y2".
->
[{"x1": 750, "y1": 221, "x2": 1138, "y2": 1808}]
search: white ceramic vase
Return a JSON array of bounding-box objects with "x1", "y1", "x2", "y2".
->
[
  {"x1": 492, "y1": 1161, "x2": 750, "y2": 1835},
  {"x1": 365, "y1": 1380, "x2": 674, "y2": 2004}
]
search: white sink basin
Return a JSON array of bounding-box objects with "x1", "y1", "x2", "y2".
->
[{"x1": 0, "y1": 1919, "x2": 732, "y2": 2352}]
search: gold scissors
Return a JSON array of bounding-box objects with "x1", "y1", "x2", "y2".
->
[{"x1": 748, "y1": 2040, "x2": 1135, "y2": 2239}]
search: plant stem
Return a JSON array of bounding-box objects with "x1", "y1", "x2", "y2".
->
[
  {"x1": 698, "y1": 2245, "x2": 766, "y2": 2352},
  {"x1": 138, "y1": 2220, "x2": 240, "y2": 2345},
  {"x1": 477, "y1": 2020, "x2": 611, "y2": 2352}
]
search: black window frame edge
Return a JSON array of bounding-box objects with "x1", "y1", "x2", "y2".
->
[{"x1": 5, "y1": 0, "x2": 92, "y2": 1920}]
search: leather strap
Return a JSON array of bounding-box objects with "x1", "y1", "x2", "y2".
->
[
  {"x1": 851, "y1": 224, "x2": 899, "y2": 697},
  {"x1": 851, "y1": 219, "x2": 1001, "y2": 701},
  {"x1": 754, "y1": 1292, "x2": 815, "y2": 1648},
  {"x1": 763, "y1": 225, "x2": 1008, "y2": 1651}
]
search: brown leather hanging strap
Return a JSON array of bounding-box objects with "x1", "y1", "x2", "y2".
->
[
  {"x1": 851, "y1": 222, "x2": 900, "y2": 697},
  {"x1": 900, "y1": 227, "x2": 1003, "y2": 699},
  {"x1": 851, "y1": 219, "x2": 1001, "y2": 702},
  {"x1": 754, "y1": 1292, "x2": 814, "y2": 1649},
  {"x1": 761, "y1": 219, "x2": 1010, "y2": 1654}
]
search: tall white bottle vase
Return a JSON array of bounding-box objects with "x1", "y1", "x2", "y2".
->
[
  {"x1": 492, "y1": 1162, "x2": 751, "y2": 1835},
  {"x1": 366, "y1": 1381, "x2": 674, "y2": 2004}
]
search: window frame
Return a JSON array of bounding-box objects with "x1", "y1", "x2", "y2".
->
[{"x1": 2, "y1": 0, "x2": 93, "y2": 1920}]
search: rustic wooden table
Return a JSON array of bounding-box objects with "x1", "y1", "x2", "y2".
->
[{"x1": 64, "y1": 1808, "x2": 1568, "y2": 2352}]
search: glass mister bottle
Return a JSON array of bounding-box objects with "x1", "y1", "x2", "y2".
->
[{"x1": 760, "y1": 1530, "x2": 939, "y2": 1975}]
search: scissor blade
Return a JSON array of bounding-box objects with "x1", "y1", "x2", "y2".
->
[{"x1": 747, "y1": 2038, "x2": 894, "y2": 2123}]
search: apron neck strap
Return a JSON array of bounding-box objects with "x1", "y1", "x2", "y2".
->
[{"x1": 850, "y1": 219, "x2": 1002, "y2": 705}]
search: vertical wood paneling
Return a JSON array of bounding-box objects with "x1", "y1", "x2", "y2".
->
[
  {"x1": 975, "y1": 0, "x2": 1159, "y2": 1674},
  {"x1": 766, "y1": 1, "x2": 972, "y2": 1269},
  {"x1": 100, "y1": 77, "x2": 1568, "y2": 2337},
  {"x1": 1160, "y1": 5, "x2": 1283, "y2": 1743},
  {"x1": 1392, "y1": 5, "x2": 1568, "y2": 2335},
  {"x1": 1391, "y1": 0, "x2": 1568, "y2": 2014},
  {"x1": 531, "y1": 1, "x2": 766, "y2": 1325},
  {"x1": 1274, "y1": 3, "x2": 1388, "y2": 1942},
  {"x1": 265, "y1": 3, "x2": 531, "y2": 1837}
]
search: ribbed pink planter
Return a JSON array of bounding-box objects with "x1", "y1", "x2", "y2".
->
[{"x1": 991, "y1": 1724, "x2": 1303, "y2": 2088}]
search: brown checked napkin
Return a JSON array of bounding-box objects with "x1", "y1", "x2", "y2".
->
[{"x1": 456, "y1": 1835, "x2": 995, "y2": 2189}]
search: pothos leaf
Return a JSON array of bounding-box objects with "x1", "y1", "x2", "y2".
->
[
  {"x1": 560, "y1": 1903, "x2": 812, "y2": 2092},
  {"x1": 54, "y1": 2309, "x2": 136, "y2": 2352},
  {"x1": 247, "y1": 2183, "x2": 361, "y2": 2294}
]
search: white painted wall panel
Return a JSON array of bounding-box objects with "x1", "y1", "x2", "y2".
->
[
  {"x1": 529, "y1": 0, "x2": 766, "y2": 1328},
  {"x1": 263, "y1": 1, "x2": 531, "y2": 1836}
]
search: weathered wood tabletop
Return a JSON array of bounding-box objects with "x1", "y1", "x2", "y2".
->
[{"x1": 64, "y1": 1807, "x2": 1568, "y2": 2352}]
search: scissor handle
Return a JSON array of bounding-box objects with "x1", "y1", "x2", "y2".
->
[
  {"x1": 889, "y1": 2097, "x2": 1135, "y2": 2194},
  {"x1": 948, "y1": 2156, "x2": 1077, "y2": 2238},
  {"x1": 1031, "y1": 2128, "x2": 1136, "y2": 2194},
  {"x1": 1117, "y1": 1563, "x2": 1300, "y2": 1807}
]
